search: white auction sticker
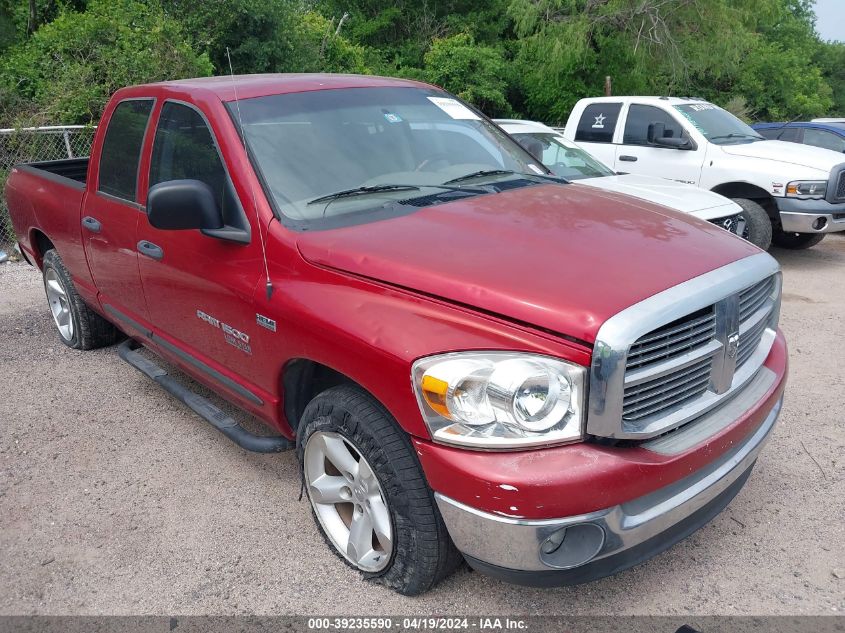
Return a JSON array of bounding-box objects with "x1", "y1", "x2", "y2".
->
[{"x1": 427, "y1": 97, "x2": 480, "y2": 120}]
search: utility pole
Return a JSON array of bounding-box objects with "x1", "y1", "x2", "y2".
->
[{"x1": 604, "y1": 76, "x2": 612, "y2": 97}]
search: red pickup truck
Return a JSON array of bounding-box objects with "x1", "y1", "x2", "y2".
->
[{"x1": 6, "y1": 74, "x2": 787, "y2": 595}]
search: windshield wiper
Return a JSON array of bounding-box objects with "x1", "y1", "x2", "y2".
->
[
  {"x1": 306, "y1": 182, "x2": 493, "y2": 206},
  {"x1": 443, "y1": 169, "x2": 515, "y2": 184},
  {"x1": 709, "y1": 133, "x2": 763, "y2": 142},
  {"x1": 307, "y1": 184, "x2": 420, "y2": 205}
]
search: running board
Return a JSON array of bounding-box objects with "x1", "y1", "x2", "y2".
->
[{"x1": 118, "y1": 340, "x2": 293, "y2": 453}]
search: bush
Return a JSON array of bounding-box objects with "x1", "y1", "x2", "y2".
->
[{"x1": 0, "y1": 0, "x2": 213, "y2": 125}]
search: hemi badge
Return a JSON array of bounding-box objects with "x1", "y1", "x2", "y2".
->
[{"x1": 256, "y1": 314, "x2": 277, "y2": 332}]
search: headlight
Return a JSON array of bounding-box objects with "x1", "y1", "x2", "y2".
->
[
  {"x1": 786, "y1": 180, "x2": 826, "y2": 199},
  {"x1": 412, "y1": 352, "x2": 586, "y2": 449}
]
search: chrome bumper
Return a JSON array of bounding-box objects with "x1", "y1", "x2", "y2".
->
[
  {"x1": 435, "y1": 390, "x2": 782, "y2": 580},
  {"x1": 775, "y1": 196, "x2": 845, "y2": 234}
]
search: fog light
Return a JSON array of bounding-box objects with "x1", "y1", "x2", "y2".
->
[
  {"x1": 538, "y1": 523, "x2": 605, "y2": 569},
  {"x1": 812, "y1": 217, "x2": 827, "y2": 231}
]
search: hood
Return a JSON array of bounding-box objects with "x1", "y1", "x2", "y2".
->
[
  {"x1": 296, "y1": 183, "x2": 760, "y2": 344},
  {"x1": 577, "y1": 173, "x2": 740, "y2": 220},
  {"x1": 719, "y1": 139, "x2": 843, "y2": 172}
]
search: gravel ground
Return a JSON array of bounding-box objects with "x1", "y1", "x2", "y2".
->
[{"x1": 0, "y1": 236, "x2": 843, "y2": 616}]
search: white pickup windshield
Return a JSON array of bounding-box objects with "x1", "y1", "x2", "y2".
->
[
  {"x1": 674, "y1": 103, "x2": 764, "y2": 145},
  {"x1": 231, "y1": 87, "x2": 549, "y2": 227}
]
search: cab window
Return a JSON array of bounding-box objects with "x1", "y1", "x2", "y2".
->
[
  {"x1": 574, "y1": 103, "x2": 621, "y2": 143},
  {"x1": 98, "y1": 99, "x2": 154, "y2": 201},
  {"x1": 149, "y1": 101, "x2": 242, "y2": 222}
]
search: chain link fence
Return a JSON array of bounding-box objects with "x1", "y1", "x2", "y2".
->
[{"x1": 1, "y1": 126, "x2": 96, "y2": 248}]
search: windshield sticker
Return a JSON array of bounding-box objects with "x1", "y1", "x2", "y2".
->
[
  {"x1": 686, "y1": 103, "x2": 718, "y2": 111},
  {"x1": 527, "y1": 163, "x2": 544, "y2": 174},
  {"x1": 427, "y1": 97, "x2": 480, "y2": 120},
  {"x1": 383, "y1": 112, "x2": 403, "y2": 123},
  {"x1": 592, "y1": 113, "x2": 606, "y2": 129},
  {"x1": 675, "y1": 107, "x2": 707, "y2": 134}
]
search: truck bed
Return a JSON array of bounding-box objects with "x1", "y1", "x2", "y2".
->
[
  {"x1": 18, "y1": 158, "x2": 89, "y2": 187},
  {"x1": 5, "y1": 156, "x2": 91, "y2": 289}
]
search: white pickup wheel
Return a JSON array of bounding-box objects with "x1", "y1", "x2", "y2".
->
[
  {"x1": 298, "y1": 385, "x2": 462, "y2": 595},
  {"x1": 41, "y1": 249, "x2": 120, "y2": 350},
  {"x1": 771, "y1": 230, "x2": 825, "y2": 249}
]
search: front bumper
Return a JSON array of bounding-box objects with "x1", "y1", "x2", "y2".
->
[
  {"x1": 775, "y1": 196, "x2": 845, "y2": 234},
  {"x1": 435, "y1": 390, "x2": 782, "y2": 586}
]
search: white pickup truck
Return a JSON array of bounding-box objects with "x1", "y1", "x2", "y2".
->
[
  {"x1": 495, "y1": 119, "x2": 749, "y2": 241},
  {"x1": 562, "y1": 96, "x2": 845, "y2": 250}
]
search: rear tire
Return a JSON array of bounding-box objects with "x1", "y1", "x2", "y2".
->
[
  {"x1": 771, "y1": 230, "x2": 825, "y2": 249},
  {"x1": 42, "y1": 249, "x2": 120, "y2": 350},
  {"x1": 732, "y1": 198, "x2": 772, "y2": 250},
  {"x1": 297, "y1": 385, "x2": 462, "y2": 595}
]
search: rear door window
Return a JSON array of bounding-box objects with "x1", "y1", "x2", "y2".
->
[
  {"x1": 98, "y1": 99, "x2": 154, "y2": 201},
  {"x1": 574, "y1": 103, "x2": 621, "y2": 143},
  {"x1": 803, "y1": 128, "x2": 845, "y2": 153},
  {"x1": 623, "y1": 105, "x2": 685, "y2": 145}
]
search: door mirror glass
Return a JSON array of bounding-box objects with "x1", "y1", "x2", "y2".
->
[
  {"x1": 147, "y1": 179, "x2": 224, "y2": 231},
  {"x1": 647, "y1": 122, "x2": 665, "y2": 144}
]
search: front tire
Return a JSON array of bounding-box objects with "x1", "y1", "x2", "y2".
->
[
  {"x1": 771, "y1": 230, "x2": 825, "y2": 249},
  {"x1": 732, "y1": 198, "x2": 772, "y2": 250},
  {"x1": 42, "y1": 249, "x2": 120, "y2": 350},
  {"x1": 298, "y1": 385, "x2": 462, "y2": 595}
]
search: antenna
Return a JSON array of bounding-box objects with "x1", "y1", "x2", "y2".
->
[{"x1": 226, "y1": 47, "x2": 273, "y2": 301}]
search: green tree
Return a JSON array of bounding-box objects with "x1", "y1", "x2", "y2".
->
[
  {"x1": 422, "y1": 33, "x2": 511, "y2": 114},
  {"x1": 0, "y1": 0, "x2": 212, "y2": 125},
  {"x1": 163, "y1": 0, "x2": 368, "y2": 75}
]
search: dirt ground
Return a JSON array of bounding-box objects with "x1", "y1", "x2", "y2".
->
[{"x1": 0, "y1": 236, "x2": 843, "y2": 616}]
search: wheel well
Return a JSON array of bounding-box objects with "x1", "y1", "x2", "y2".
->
[
  {"x1": 30, "y1": 229, "x2": 54, "y2": 267},
  {"x1": 710, "y1": 182, "x2": 778, "y2": 219},
  {"x1": 282, "y1": 359, "x2": 357, "y2": 435}
]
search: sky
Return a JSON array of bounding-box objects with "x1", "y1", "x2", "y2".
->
[{"x1": 813, "y1": 0, "x2": 844, "y2": 42}]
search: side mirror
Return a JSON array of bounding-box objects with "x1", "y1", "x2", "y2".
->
[
  {"x1": 655, "y1": 136, "x2": 692, "y2": 149},
  {"x1": 147, "y1": 180, "x2": 224, "y2": 231},
  {"x1": 647, "y1": 122, "x2": 691, "y2": 149}
]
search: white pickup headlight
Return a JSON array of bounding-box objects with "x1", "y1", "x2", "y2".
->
[
  {"x1": 786, "y1": 180, "x2": 826, "y2": 199},
  {"x1": 411, "y1": 352, "x2": 586, "y2": 449}
]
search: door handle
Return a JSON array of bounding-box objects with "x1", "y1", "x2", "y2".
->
[
  {"x1": 137, "y1": 240, "x2": 164, "y2": 261},
  {"x1": 618, "y1": 155, "x2": 638, "y2": 162},
  {"x1": 81, "y1": 216, "x2": 102, "y2": 232}
]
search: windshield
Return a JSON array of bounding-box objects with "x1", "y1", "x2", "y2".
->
[
  {"x1": 231, "y1": 87, "x2": 549, "y2": 227},
  {"x1": 512, "y1": 132, "x2": 615, "y2": 180},
  {"x1": 674, "y1": 103, "x2": 764, "y2": 145}
]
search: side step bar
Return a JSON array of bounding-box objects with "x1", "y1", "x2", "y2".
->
[{"x1": 118, "y1": 340, "x2": 293, "y2": 453}]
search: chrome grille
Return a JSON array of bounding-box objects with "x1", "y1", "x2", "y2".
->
[
  {"x1": 623, "y1": 357, "x2": 712, "y2": 421},
  {"x1": 740, "y1": 276, "x2": 775, "y2": 321},
  {"x1": 626, "y1": 308, "x2": 716, "y2": 370},
  {"x1": 736, "y1": 276, "x2": 776, "y2": 369},
  {"x1": 737, "y1": 316, "x2": 768, "y2": 368},
  {"x1": 593, "y1": 254, "x2": 782, "y2": 439}
]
